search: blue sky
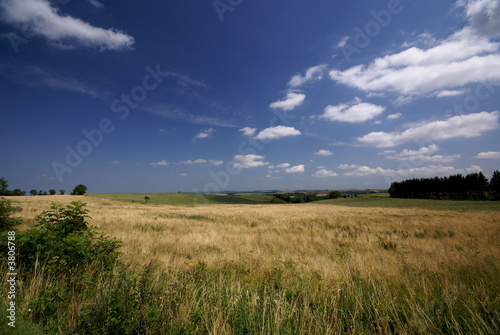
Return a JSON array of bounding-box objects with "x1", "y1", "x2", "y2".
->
[{"x1": 1, "y1": 0, "x2": 499, "y2": 193}]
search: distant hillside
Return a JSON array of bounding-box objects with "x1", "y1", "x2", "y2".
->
[{"x1": 88, "y1": 193, "x2": 275, "y2": 206}]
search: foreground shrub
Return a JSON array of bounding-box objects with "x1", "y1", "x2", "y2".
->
[
  {"x1": 0, "y1": 199, "x2": 21, "y2": 231},
  {"x1": 17, "y1": 201, "x2": 121, "y2": 273}
]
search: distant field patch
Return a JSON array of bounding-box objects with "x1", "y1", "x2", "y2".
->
[
  {"x1": 319, "y1": 196, "x2": 500, "y2": 211},
  {"x1": 88, "y1": 193, "x2": 274, "y2": 206}
]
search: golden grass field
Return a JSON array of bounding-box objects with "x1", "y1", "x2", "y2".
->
[
  {"x1": 5, "y1": 194, "x2": 500, "y2": 334},
  {"x1": 10, "y1": 195, "x2": 500, "y2": 279}
]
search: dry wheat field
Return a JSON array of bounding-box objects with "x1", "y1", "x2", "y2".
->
[{"x1": 4, "y1": 194, "x2": 500, "y2": 334}]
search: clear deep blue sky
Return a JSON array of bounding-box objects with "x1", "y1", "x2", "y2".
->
[{"x1": 1, "y1": 0, "x2": 499, "y2": 193}]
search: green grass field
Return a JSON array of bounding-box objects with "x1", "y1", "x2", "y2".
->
[
  {"x1": 88, "y1": 193, "x2": 275, "y2": 206},
  {"x1": 88, "y1": 193, "x2": 500, "y2": 212}
]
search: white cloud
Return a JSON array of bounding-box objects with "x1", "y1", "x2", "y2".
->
[
  {"x1": 464, "y1": 0, "x2": 500, "y2": 38},
  {"x1": 358, "y1": 111, "x2": 500, "y2": 147},
  {"x1": 254, "y1": 126, "x2": 301, "y2": 140},
  {"x1": 378, "y1": 150, "x2": 396, "y2": 155},
  {"x1": 0, "y1": 0, "x2": 134, "y2": 50},
  {"x1": 319, "y1": 98, "x2": 385, "y2": 123},
  {"x1": 267, "y1": 169, "x2": 281, "y2": 174},
  {"x1": 314, "y1": 149, "x2": 333, "y2": 156},
  {"x1": 269, "y1": 162, "x2": 306, "y2": 174},
  {"x1": 111, "y1": 160, "x2": 120, "y2": 165},
  {"x1": 233, "y1": 154, "x2": 269, "y2": 169},
  {"x1": 337, "y1": 36, "x2": 350, "y2": 48},
  {"x1": 152, "y1": 158, "x2": 221, "y2": 166},
  {"x1": 239, "y1": 127, "x2": 257, "y2": 136},
  {"x1": 386, "y1": 144, "x2": 461, "y2": 163},
  {"x1": 387, "y1": 113, "x2": 402, "y2": 119},
  {"x1": 435, "y1": 89, "x2": 467, "y2": 98},
  {"x1": 287, "y1": 64, "x2": 328, "y2": 88},
  {"x1": 394, "y1": 144, "x2": 440, "y2": 156},
  {"x1": 312, "y1": 168, "x2": 338, "y2": 178},
  {"x1": 475, "y1": 151, "x2": 500, "y2": 159},
  {"x1": 338, "y1": 164, "x2": 359, "y2": 170},
  {"x1": 269, "y1": 93, "x2": 306, "y2": 111},
  {"x1": 181, "y1": 159, "x2": 207, "y2": 165},
  {"x1": 344, "y1": 164, "x2": 482, "y2": 178},
  {"x1": 194, "y1": 127, "x2": 214, "y2": 141},
  {"x1": 330, "y1": 53, "x2": 500, "y2": 98},
  {"x1": 344, "y1": 166, "x2": 386, "y2": 177},
  {"x1": 150, "y1": 160, "x2": 169, "y2": 166},
  {"x1": 329, "y1": 0, "x2": 500, "y2": 99},
  {"x1": 179, "y1": 173, "x2": 188, "y2": 177},
  {"x1": 284, "y1": 164, "x2": 305, "y2": 173},
  {"x1": 466, "y1": 165, "x2": 483, "y2": 173}
]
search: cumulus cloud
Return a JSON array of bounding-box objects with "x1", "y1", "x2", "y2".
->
[
  {"x1": 338, "y1": 164, "x2": 359, "y2": 170},
  {"x1": 0, "y1": 0, "x2": 134, "y2": 50},
  {"x1": 254, "y1": 126, "x2": 301, "y2": 140},
  {"x1": 475, "y1": 151, "x2": 500, "y2": 159},
  {"x1": 269, "y1": 93, "x2": 306, "y2": 111},
  {"x1": 209, "y1": 160, "x2": 224, "y2": 166},
  {"x1": 344, "y1": 164, "x2": 482, "y2": 178},
  {"x1": 181, "y1": 159, "x2": 207, "y2": 165},
  {"x1": 357, "y1": 111, "x2": 500, "y2": 147},
  {"x1": 275, "y1": 163, "x2": 291, "y2": 169},
  {"x1": 466, "y1": 165, "x2": 483, "y2": 173},
  {"x1": 387, "y1": 113, "x2": 402, "y2": 119},
  {"x1": 239, "y1": 127, "x2": 257, "y2": 136},
  {"x1": 287, "y1": 64, "x2": 328, "y2": 88},
  {"x1": 314, "y1": 149, "x2": 333, "y2": 156},
  {"x1": 312, "y1": 168, "x2": 338, "y2": 178},
  {"x1": 337, "y1": 36, "x2": 350, "y2": 48},
  {"x1": 150, "y1": 160, "x2": 169, "y2": 166},
  {"x1": 319, "y1": 98, "x2": 385, "y2": 123},
  {"x1": 386, "y1": 144, "x2": 461, "y2": 163},
  {"x1": 329, "y1": 0, "x2": 500, "y2": 99},
  {"x1": 464, "y1": 0, "x2": 500, "y2": 38},
  {"x1": 233, "y1": 154, "x2": 269, "y2": 169},
  {"x1": 284, "y1": 164, "x2": 305, "y2": 173},
  {"x1": 194, "y1": 127, "x2": 214, "y2": 141}
]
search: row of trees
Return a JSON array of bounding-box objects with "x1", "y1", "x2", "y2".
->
[
  {"x1": 273, "y1": 193, "x2": 319, "y2": 203},
  {"x1": 389, "y1": 171, "x2": 500, "y2": 200},
  {"x1": 0, "y1": 178, "x2": 87, "y2": 196},
  {"x1": 273, "y1": 190, "x2": 344, "y2": 203}
]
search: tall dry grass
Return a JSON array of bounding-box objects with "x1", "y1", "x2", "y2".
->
[{"x1": 3, "y1": 195, "x2": 500, "y2": 334}]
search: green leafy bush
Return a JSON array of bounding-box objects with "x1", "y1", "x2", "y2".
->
[
  {"x1": 17, "y1": 201, "x2": 121, "y2": 273},
  {"x1": 0, "y1": 199, "x2": 21, "y2": 231}
]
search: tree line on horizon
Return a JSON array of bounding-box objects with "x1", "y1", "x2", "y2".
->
[
  {"x1": 0, "y1": 178, "x2": 87, "y2": 196},
  {"x1": 273, "y1": 190, "x2": 345, "y2": 203},
  {"x1": 389, "y1": 171, "x2": 500, "y2": 200}
]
